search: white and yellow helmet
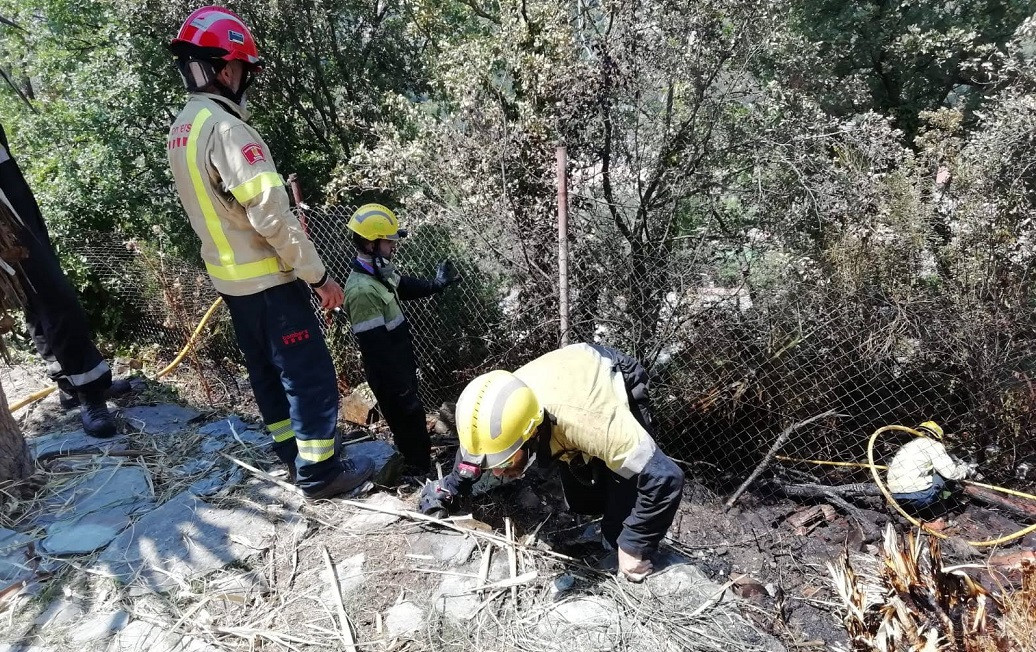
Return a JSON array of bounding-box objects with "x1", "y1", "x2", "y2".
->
[
  {"x1": 917, "y1": 421, "x2": 944, "y2": 440},
  {"x1": 347, "y1": 203, "x2": 408, "y2": 241},
  {"x1": 456, "y1": 370, "x2": 544, "y2": 469}
]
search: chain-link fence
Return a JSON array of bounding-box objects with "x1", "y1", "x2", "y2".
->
[{"x1": 65, "y1": 198, "x2": 1036, "y2": 504}]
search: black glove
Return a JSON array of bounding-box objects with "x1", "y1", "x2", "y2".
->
[
  {"x1": 418, "y1": 479, "x2": 456, "y2": 518},
  {"x1": 433, "y1": 259, "x2": 462, "y2": 291}
]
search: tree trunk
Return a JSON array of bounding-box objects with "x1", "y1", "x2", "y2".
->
[{"x1": 0, "y1": 380, "x2": 30, "y2": 488}]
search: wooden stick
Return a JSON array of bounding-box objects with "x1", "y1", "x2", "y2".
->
[
  {"x1": 963, "y1": 483, "x2": 1036, "y2": 521},
  {"x1": 686, "y1": 574, "x2": 745, "y2": 618},
  {"x1": 452, "y1": 571, "x2": 538, "y2": 594},
  {"x1": 224, "y1": 454, "x2": 587, "y2": 567},
  {"x1": 724, "y1": 410, "x2": 842, "y2": 510},
  {"x1": 410, "y1": 567, "x2": 481, "y2": 578},
  {"x1": 321, "y1": 546, "x2": 357, "y2": 652},
  {"x1": 477, "y1": 544, "x2": 493, "y2": 596},
  {"x1": 221, "y1": 453, "x2": 302, "y2": 494},
  {"x1": 467, "y1": 589, "x2": 506, "y2": 620},
  {"x1": 504, "y1": 518, "x2": 518, "y2": 604}
]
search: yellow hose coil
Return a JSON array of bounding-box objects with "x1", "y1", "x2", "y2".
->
[
  {"x1": 866, "y1": 425, "x2": 1036, "y2": 547},
  {"x1": 7, "y1": 297, "x2": 224, "y2": 414}
]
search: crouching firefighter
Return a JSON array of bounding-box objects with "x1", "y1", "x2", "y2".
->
[
  {"x1": 344, "y1": 203, "x2": 462, "y2": 474},
  {"x1": 166, "y1": 6, "x2": 372, "y2": 498},
  {"x1": 886, "y1": 421, "x2": 975, "y2": 513},
  {"x1": 419, "y1": 343, "x2": 685, "y2": 581}
]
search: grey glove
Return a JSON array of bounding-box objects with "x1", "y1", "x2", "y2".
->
[
  {"x1": 433, "y1": 260, "x2": 462, "y2": 291},
  {"x1": 418, "y1": 479, "x2": 455, "y2": 518}
]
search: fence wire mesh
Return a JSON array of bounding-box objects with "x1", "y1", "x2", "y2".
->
[{"x1": 64, "y1": 198, "x2": 1036, "y2": 506}]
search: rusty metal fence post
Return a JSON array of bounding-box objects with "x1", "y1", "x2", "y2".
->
[{"x1": 557, "y1": 146, "x2": 570, "y2": 347}]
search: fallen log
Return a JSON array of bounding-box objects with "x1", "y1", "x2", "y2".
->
[
  {"x1": 774, "y1": 480, "x2": 880, "y2": 529},
  {"x1": 963, "y1": 484, "x2": 1036, "y2": 523},
  {"x1": 779, "y1": 482, "x2": 881, "y2": 499}
]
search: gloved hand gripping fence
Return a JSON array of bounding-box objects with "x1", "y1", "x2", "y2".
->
[{"x1": 433, "y1": 259, "x2": 462, "y2": 291}]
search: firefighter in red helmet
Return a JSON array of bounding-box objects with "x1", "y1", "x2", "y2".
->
[{"x1": 166, "y1": 7, "x2": 373, "y2": 498}]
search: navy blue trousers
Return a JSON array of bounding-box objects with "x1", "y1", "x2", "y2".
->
[
  {"x1": 893, "y1": 473, "x2": 947, "y2": 511},
  {"x1": 0, "y1": 123, "x2": 110, "y2": 395},
  {"x1": 559, "y1": 448, "x2": 684, "y2": 557},
  {"x1": 221, "y1": 280, "x2": 342, "y2": 491}
]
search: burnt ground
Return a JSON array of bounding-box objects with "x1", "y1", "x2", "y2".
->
[{"x1": 2, "y1": 356, "x2": 1035, "y2": 652}]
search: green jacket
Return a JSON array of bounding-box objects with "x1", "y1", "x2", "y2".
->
[{"x1": 343, "y1": 258, "x2": 438, "y2": 392}]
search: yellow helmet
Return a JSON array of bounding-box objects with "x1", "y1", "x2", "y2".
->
[
  {"x1": 456, "y1": 370, "x2": 544, "y2": 468},
  {"x1": 347, "y1": 203, "x2": 408, "y2": 241},
  {"x1": 918, "y1": 421, "x2": 944, "y2": 440}
]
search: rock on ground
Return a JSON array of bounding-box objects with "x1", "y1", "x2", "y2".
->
[
  {"x1": 405, "y1": 532, "x2": 477, "y2": 566},
  {"x1": 95, "y1": 491, "x2": 278, "y2": 593},
  {"x1": 196, "y1": 416, "x2": 267, "y2": 453},
  {"x1": 318, "y1": 552, "x2": 366, "y2": 604},
  {"x1": 121, "y1": 405, "x2": 202, "y2": 436},
  {"x1": 69, "y1": 610, "x2": 130, "y2": 643},
  {"x1": 107, "y1": 620, "x2": 216, "y2": 652},
  {"x1": 342, "y1": 493, "x2": 407, "y2": 530},
  {"x1": 39, "y1": 464, "x2": 155, "y2": 555},
  {"x1": 33, "y1": 598, "x2": 85, "y2": 628},
  {"x1": 384, "y1": 601, "x2": 425, "y2": 638},
  {"x1": 536, "y1": 596, "x2": 623, "y2": 648},
  {"x1": 28, "y1": 430, "x2": 129, "y2": 461},
  {"x1": 0, "y1": 527, "x2": 36, "y2": 585}
]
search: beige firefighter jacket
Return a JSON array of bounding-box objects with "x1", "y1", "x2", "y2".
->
[
  {"x1": 886, "y1": 437, "x2": 969, "y2": 494},
  {"x1": 167, "y1": 93, "x2": 325, "y2": 296},
  {"x1": 514, "y1": 343, "x2": 657, "y2": 479}
]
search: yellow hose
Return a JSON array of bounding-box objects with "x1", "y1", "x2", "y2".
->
[
  {"x1": 777, "y1": 454, "x2": 1036, "y2": 505},
  {"x1": 156, "y1": 297, "x2": 224, "y2": 379},
  {"x1": 776, "y1": 455, "x2": 887, "y2": 470},
  {"x1": 7, "y1": 385, "x2": 56, "y2": 413},
  {"x1": 866, "y1": 424, "x2": 1036, "y2": 547},
  {"x1": 7, "y1": 297, "x2": 224, "y2": 414}
]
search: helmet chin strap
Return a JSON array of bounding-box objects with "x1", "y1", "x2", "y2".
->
[
  {"x1": 176, "y1": 57, "x2": 256, "y2": 108},
  {"x1": 213, "y1": 68, "x2": 257, "y2": 107}
]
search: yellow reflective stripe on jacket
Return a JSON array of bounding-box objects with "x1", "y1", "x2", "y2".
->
[
  {"x1": 206, "y1": 257, "x2": 284, "y2": 282},
  {"x1": 230, "y1": 171, "x2": 284, "y2": 204},
  {"x1": 297, "y1": 438, "x2": 336, "y2": 463},
  {"x1": 185, "y1": 108, "x2": 235, "y2": 267}
]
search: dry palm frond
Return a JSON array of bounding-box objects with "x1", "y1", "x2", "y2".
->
[{"x1": 829, "y1": 525, "x2": 1012, "y2": 651}]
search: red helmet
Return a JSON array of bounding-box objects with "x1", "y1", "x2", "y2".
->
[{"x1": 171, "y1": 6, "x2": 262, "y2": 71}]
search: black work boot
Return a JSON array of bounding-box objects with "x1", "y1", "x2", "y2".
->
[
  {"x1": 304, "y1": 455, "x2": 375, "y2": 500},
  {"x1": 60, "y1": 378, "x2": 134, "y2": 409},
  {"x1": 79, "y1": 394, "x2": 117, "y2": 439}
]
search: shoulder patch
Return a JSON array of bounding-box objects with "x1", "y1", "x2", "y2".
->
[{"x1": 241, "y1": 142, "x2": 266, "y2": 165}]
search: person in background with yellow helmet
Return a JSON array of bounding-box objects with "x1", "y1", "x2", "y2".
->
[
  {"x1": 344, "y1": 203, "x2": 462, "y2": 474},
  {"x1": 886, "y1": 421, "x2": 975, "y2": 511},
  {"x1": 419, "y1": 343, "x2": 685, "y2": 582},
  {"x1": 166, "y1": 6, "x2": 373, "y2": 499}
]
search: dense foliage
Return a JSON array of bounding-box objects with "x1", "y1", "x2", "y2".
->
[{"x1": 4, "y1": 0, "x2": 1036, "y2": 480}]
